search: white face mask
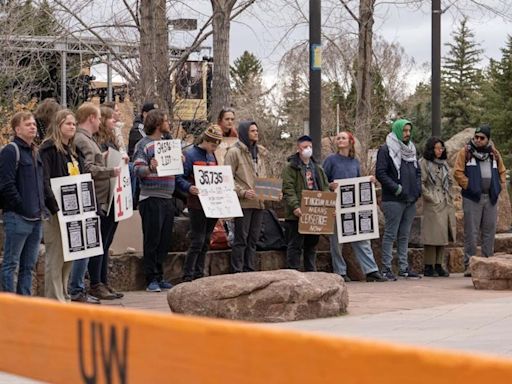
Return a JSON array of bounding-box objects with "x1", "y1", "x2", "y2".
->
[{"x1": 301, "y1": 147, "x2": 313, "y2": 159}]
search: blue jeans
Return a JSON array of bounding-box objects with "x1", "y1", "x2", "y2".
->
[
  {"x1": 1, "y1": 211, "x2": 43, "y2": 295},
  {"x1": 329, "y1": 227, "x2": 379, "y2": 275},
  {"x1": 381, "y1": 201, "x2": 416, "y2": 272},
  {"x1": 69, "y1": 258, "x2": 89, "y2": 295}
]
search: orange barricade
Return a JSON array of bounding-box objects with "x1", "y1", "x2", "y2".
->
[{"x1": 1, "y1": 293, "x2": 512, "y2": 384}]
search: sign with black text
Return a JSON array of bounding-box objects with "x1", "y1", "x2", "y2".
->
[
  {"x1": 335, "y1": 176, "x2": 379, "y2": 243},
  {"x1": 255, "y1": 178, "x2": 282, "y2": 201},
  {"x1": 154, "y1": 139, "x2": 184, "y2": 176},
  {"x1": 51, "y1": 174, "x2": 103, "y2": 261},
  {"x1": 193, "y1": 165, "x2": 242, "y2": 218}
]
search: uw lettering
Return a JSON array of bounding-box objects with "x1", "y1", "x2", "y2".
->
[{"x1": 77, "y1": 320, "x2": 129, "y2": 384}]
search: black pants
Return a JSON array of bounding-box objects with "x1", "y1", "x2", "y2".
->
[
  {"x1": 88, "y1": 206, "x2": 119, "y2": 286},
  {"x1": 182, "y1": 208, "x2": 217, "y2": 281},
  {"x1": 285, "y1": 220, "x2": 319, "y2": 272},
  {"x1": 139, "y1": 197, "x2": 175, "y2": 284},
  {"x1": 231, "y1": 208, "x2": 264, "y2": 273}
]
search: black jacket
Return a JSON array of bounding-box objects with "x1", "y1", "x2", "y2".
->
[
  {"x1": 376, "y1": 144, "x2": 421, "y2": 203},
  {"x1": 39, "y1": 139, "x2": 86, "y2": 215},
  {"x1": 127, "y1": 115, "x2": 144, "y2": 161},
  {"x1": 0, "y1": 137, "x2": 46, "y2": 219}
]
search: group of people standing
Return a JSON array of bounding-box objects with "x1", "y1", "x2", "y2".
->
[{"x1": 0, "y1": 98, "x2": 506, "y2": 302}]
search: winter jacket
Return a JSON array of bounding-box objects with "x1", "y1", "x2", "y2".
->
[
  {"x1": 40, "y1": 139, "x2": 86, "y2": 215},
  {"x1": 0, "y1": 137, "x2": 46, "y2": 219},
  {"x1": 74, "y1": 127, "x2": 117, "y2": 214},
  {"x1": 224, "y1": 140, "x2": 268, "y2": 209},
  {"x1": 176, "y1": 144, "x2": 218, "y2": 210},
  {"x1": 453, "y1": 144, "x2": 506, "y2": 205},
  {"x1": 376, "y1": 144, "x2": 421, "y2": 203},
  {"x1": 281, "y1": 153, "x2": 329, "y2": 220},
  {"x1": 128, "y1": 115, "x2": 144, "y2": 161}
]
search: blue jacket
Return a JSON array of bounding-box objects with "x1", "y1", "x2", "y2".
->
[
  {"x1": 176, "y1": 144, "x2": 217, "y2": 209},
  {"x1": 376, "y1": 144, "x2": 421, "y2": 203},
  {"x1": 0, "y1": 137, "x2": 46, "y2": 219}
]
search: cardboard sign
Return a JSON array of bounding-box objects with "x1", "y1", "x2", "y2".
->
[
  {"x1": 107, "y1": 148, "x2": 133, "y2": 222},
  {"x1": 335, "y1": 176, "x2": 379, "y2": 243},
  {"x1": 298, "y1": 190, "x2": 337, "y2": 235},
  {"x1": 255, "y1": 178, "x2": 282, "y2": 201},
  {"x1": 154, "y1": 139, "x2": 184, "y2": 176},
  {"x1": 51, "y1": 174, "x2": 103, "y2": 261},
  {"x1": 193, "y1": 165, "x2": 243, "y2": 218}
]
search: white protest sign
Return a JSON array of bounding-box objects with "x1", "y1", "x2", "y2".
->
[
  {"x1": 193, "y1": 165, "x2": 243, "y2": 218},
  {"x1": 51, "y1": 174, "x2": 103, "y2": 262},
  {"x1": 154, "y1": 139, "x2": 184, "y2": 176},
  {"x1": 107, "y1": 148, "x2": 133, "y2": 222},
  {"x1": 335, "y1": 176, "x2": 380, "y2": 243}
]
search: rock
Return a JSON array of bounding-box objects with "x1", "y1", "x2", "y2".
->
[
  {"x1": 167, "y1": 269, "x2": 348, "y2": 322},
  {"x1": 445, "y1": 128, "x2": 474, "y2": 167},
  {"x1": 471, "y1": 254, "x2": 512, "y2": 290}
]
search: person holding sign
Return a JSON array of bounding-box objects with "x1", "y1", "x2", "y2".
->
[
  {"x1": 40, "y1": 110, "x2": 85, "y2": 302},
  {"x1": 376, "y1": 119, "x2": 421, "y2": 281},
  {"x1": 70, "y1": 103, "x2": 121, "y2": 303},
  {"x1": 224, "y1": 120, "x2": 269, "y2": 273},
  {"x1": 323, "y1": 132, "x2": 386, "y2": 282},
  {"x1": 176, "y1": 125, "x2": 222, "y2": 282},
  {"x1": 282, "y1": 135, "x2": 329, "y2": 272},
  {"x1": 88, "y1": 106, "x2": 127, "y2": 299},
  {"x1": 133, "y1": 109, "x2": 176, "y2": 292}
]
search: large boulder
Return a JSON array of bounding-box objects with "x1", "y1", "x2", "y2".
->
[
  {"x1": 471, "y1": 254, "x2": 512, "y2": 290},
  {"x1": 167, "y1": 269, "x2": 348, "y2": 322}
]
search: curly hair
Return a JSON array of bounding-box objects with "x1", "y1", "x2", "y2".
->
[{"x1": 423, "y1": 136, "x2": 447, "y2": 161}]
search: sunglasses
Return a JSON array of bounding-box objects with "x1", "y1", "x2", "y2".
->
[{"x1": 474, "y1": 135, "x2": 487, "y2": 141}]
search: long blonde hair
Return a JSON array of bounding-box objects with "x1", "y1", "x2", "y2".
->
[{"x1": 43, "y1": 109, "x2": 77, "y2": 155}]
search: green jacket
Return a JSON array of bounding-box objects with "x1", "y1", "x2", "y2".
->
[{"x1": 281, "y1": 153, "x2": 329, "y2": 220}]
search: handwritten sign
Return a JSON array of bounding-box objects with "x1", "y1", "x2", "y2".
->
[
  {"x1": 255, "y1": 178, "x2": 282, "y2": 201},
  {"x1": 298, "y1": 190, "x2": 336, "y2": 235},
  {"x1": 154, "y1": 139, "x2": 184, "y2": 176},
  {"x1": 107, "y1": 148, "x2": 133, "y2": 222},
  {"x1": 51, "y1": 174, "x2": 103, "y2": 261},
  {"x1": 193, "y1": 165, "x2": 243, "y2": 218},
  {"x1": 335, "y1": 176, "x2": 379, "y2": 243}
]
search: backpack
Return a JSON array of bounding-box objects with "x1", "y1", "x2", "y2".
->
[
  {"x1": 256, "y1": 209, "x2": 287, "y2": 251},
  {"x1": 0, "y1": 142, "x2": 20, "y2": 210},
  {"x1": 209, "y1": 219, "x2": 229, "y2": 250}
]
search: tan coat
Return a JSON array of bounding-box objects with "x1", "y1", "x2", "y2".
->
[
  {"x1": 420, "y1": 158, "x2": 456, "y2": 245},
  {"x1": 224, "y1": 141, "x2": 268, "y2": 209},
  {"x1": 74, "y1": 127, "x2": 117, "y2": 213}
]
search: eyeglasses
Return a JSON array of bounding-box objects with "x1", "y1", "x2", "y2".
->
[{"x1": 474, "y1": 135, "x2": 487, "y2": 141}]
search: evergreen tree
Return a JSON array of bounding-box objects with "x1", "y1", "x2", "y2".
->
[
  {"x1": 441, "y1": 17, "x2": 483, "y2": 138},
  {"x1": 230, "y1": 50, "x2": 263, "y2": 93},
  {"x1": 400, "y1": 82, "x2": 432, "y2": 154},
  {"x1": 280, "y1": 68, "x2": 308, "y2": 137},
  {"x1": 481, "y1": 35, "x2": 512, "y2": 166}
]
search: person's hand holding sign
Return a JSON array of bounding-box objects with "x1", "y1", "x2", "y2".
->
[
  {"x1": 149, "y1": 157, "x2": 158, "y2": 173},
  {"x1": 293, "y1": 207, "x2": 302, "y2": 217},
  {"x1": 189, "y1": 185, "x2": 199, "y2": 196},
  {"x1": 244, "y1": 189, "x2": 256, "y2": 200}
]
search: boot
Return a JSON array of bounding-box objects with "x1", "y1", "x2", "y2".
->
[
  {"x1": 423, "y1": 264, "x2": 437, "y2": 277},
  {"x1": 435, "y1": 264, "x2": 449, "y2": 277}
]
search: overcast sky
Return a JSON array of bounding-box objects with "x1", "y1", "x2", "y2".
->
[{"x1": 200, "y1": 1, "x2": 512, "y2": 93}]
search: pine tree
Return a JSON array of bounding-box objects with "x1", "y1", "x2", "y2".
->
[
  {"x1": 230, "y1": 50, "x2": 263, "y2": 93},
  {"x1": 481, "y1": 36, "x2": 512, "y2": 166},
  {"x1": 441, "y1": 17, "x2": 483, "y2": 138}
]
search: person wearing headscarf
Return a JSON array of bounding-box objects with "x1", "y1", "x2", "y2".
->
[
  {"x1": 376, "y1": 119, "x2": 422, "y2": 280},
  {"x1": 420, "y1": 137, "x2": 455, "y2": 277},
  {"x1": 453, "y1": 125, "x2": 506, "y2": 277},
  {"x1": 224, "y1": 120, "x2": 269, "y2": 273}
]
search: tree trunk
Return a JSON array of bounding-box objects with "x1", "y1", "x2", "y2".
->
[
  {"x1": 154, "y1": 0, "x2": 170, "y2": 112},
  {"x1": 355, "y1": 0, "x2": 375, "y2": 174},
  {"x1": 210, "y1": 0, "x2": 236, "y2": 122},
  {"x1": 139, "y1": 0, "x2": 156, "y2": 102}
]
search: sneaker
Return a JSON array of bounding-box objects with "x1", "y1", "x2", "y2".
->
[
  {"x1": 382, "y1": 269, "x2": 397, "y2": 281},
  {"x1": 159, "y1": 280, "x2": 173, "y2": 290},
  {"x1": 366, "y1": 271, "x2": 387, "y2": 282},
  {"x1": 341, "y1": 275, "x2": 351, "y2": 282},
  {"x1": 399, "y1": 269, "x2": 421, "y2": 279},
  {"x1": 105, "y1": 284, "x2": 124, "y2": 299},
  {"x1": 89, "y1": 283, "x2": 117, "y2": 300},
  {"x1": 146, "y1": 280, "x2": 161, "y2": 292},
  {"x1": 463, "y1": 268, "x2": 472, "y2": 277}
]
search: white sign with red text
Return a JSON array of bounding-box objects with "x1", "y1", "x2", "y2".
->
[
  {"x1": 193, "y1": 165, "x2": 242, "y2": 218},
  {"x1": 107, "y1": 148, "x2": 133, "y2": 222}
]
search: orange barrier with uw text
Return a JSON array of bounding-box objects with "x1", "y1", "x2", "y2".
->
[{"x1": 1, "y1": 293, "x2": 512, "y2": 384}]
